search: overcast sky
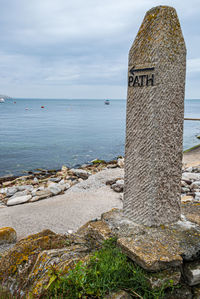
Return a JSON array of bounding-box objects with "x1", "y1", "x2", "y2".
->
[{"x1": 0, "y1": 0, "x2": 199, "y2": 99}]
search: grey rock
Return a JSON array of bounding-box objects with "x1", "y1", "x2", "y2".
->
[
  {"x1": 33, "y1": 177, "x2": 39, "y2": 183},
  {"x1": 185, "y1": 167, "x2": 193, "y2": 173},
  {"x1": 37, "y1": 186, "x2": 45, "y2": 191},
  {"x1": 181, "y1": 180, "x2": 188, "y2": 187},
  {"x1": 48, "y1": 185, "x2": 62, "y2": 195},
  {"x1": 193, "y1": 190, "x2": 200, "y2": 195},
  {"x1": 31, "y1": 189, "x2": 37, "y2": 197},
  {"x1": 111, "y1": 180, "x2": 124, "y2": 193},
  {"x1": 195, "y1": 192, "x2": 200, "y2": 201},
  {"x1": 70, "y1": 169, "x2": 91, "y2": 179},
  {"x1": 7, "y1": 195, "x2": 32, "y2": 206},
  {"x1": 182, "y1": 187, "x2": 190, "y2": 193},
  {"x1": 117, "y1": 158, "x2": 124, "y2": 168},
  {"x1": 116, "y1": 179, "x2": 124, "y2": 185},
  {"x1": 0, "y1": 188, "x2": 7, "y2": 194},
  {"x1": 60, "y1": 183, "x2": 71, "y2": 191},
  {"x1": 105, "y1": 290, "x2": 131, "y2": 299},
  {"x1": 47, "y1": 181, "x2": 56, "y2": 187},
  {"x1": 6, "y1": 187, "x2": 18, "y2": 197},
  {"x1": 191, "y1": 181, "x2": 200, "y2": 190},
  {"x1": 49, "y1": 177, "x2": 61, "y2": 183},
  {"x1": 107, "y1": 164, "x2": 118, "y2": 169},
  {"x1": 29, "y1": 196, "x2": 40, "y2": 202},
  {"x1": 29, "y1": 189, "x2": 53, "y2": 202},
  {"x1": 146, "y1": 268, "x2": 181, "y2": 289},
  {"x1": 106, "y1": 179, "x2": 117, "y2": 186},
  {"x1": 17, "y1": 185, "x2": 34, "y2": 192},
  {"x1": 58, "y1": 179, "x2": 65, "y2": 185},
  {"x1": 182, "y1": 173, "x2": 200, "y2": 182},
  {"x1": 9, "y1": 190, "x2": 29, "y2": 199},
  {"x1": 164, "y1": 284, "x2": 192, "y2": 299},
  {"x1": 183, "y1": 261, "x2": 200, "y2": 286},
  {"x1": 101, "y1": 209, "x2": 200, "y2": 271},
  {"x1": 35, "y1": 189, "x2": 52, "y2": 199},
  {"x1": 31, "y1": 187, "x2": 45, "y2": 196}
]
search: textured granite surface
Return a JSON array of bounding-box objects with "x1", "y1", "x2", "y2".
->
[{"x1": 124, "y1": 6, "x2": 186, "y2": 225}]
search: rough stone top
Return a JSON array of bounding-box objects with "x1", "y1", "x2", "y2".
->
[{"x1": 129, "y1": 5, "x2": 186, "y2": 65}]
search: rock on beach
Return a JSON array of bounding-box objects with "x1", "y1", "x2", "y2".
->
[
  {"x1": 7, "y1": 195, "x2": 32, "y2": 206},
  {"x1": 70, "y1": 169, "x2": 91, "y2": 179}
]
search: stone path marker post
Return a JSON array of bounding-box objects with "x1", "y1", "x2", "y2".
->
[{"x1": 124, "y1": 6, "x2": 186, "y2": 226}]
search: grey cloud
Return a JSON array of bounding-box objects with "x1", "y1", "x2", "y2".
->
[{"x1": 0, "y1": 0, "x2": 199, "y2": 98}]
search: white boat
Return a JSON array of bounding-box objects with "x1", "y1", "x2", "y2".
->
[{"x1": 0, "y1": 98, "x2": 5, "y2": 103}]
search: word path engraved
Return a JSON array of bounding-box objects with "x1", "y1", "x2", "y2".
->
[{"x1": 128, "y1": 66, "x2": 155, "y2": 87}]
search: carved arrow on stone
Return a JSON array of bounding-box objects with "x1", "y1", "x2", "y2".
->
[{"x1": 130, "y1": 66, "x2": 155, "y2": 75}]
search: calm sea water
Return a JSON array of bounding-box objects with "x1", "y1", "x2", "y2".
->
[{"x1": 0, "y1": 98, "x2": 200, "y2": 177}]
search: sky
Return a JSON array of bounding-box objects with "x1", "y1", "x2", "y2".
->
[{"x1": 0, "y1": 0, "x2": 199, "y2": 99}]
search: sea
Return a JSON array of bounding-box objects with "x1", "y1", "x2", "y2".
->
[{"x1": 0, "y1": 98, "x2": 200, "y2": 177}]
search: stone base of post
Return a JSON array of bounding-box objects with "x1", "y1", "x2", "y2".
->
[{"x1": 90, "y1": 205, "x2": 200, "y2": 293}]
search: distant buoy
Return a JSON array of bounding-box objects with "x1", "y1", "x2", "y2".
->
[
  {"x1": 14, "y1": 101, "x2": 16, "y2": 104},
  {"x1": 41, "y1": 106, "x2": 44, "y2": 108}
]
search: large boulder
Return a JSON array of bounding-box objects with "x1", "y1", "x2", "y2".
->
[
  {"x1": 0, "y1": 218, "x2": 115, "y2": 297},
  {"x1": 27, "y1": 245, "x2": 89, "y2": 296},
  {"x1": 0, "y1": 229, "x2": 67, "y2": 295}
]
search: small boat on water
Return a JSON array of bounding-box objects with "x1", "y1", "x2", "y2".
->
[
  {"x1": 104, "y1": 99, "x2": 110, "y2": 105},
  {"x1": 0, "y1": 98, "x2": 5, "y2": 103}
]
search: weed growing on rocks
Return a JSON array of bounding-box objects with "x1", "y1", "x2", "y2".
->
[{"x1": 44, "y1": 238, "x2": 167, "y2": 298}]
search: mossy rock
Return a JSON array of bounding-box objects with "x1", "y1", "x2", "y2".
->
[
  {"x1": 0, "y1": 229, "x2": 67, "y2": 294},
  {"x1": 183, "y1": 144, "x2": 200, "y2": 153},
  {"x1": 28, "y1": 247, "x2": 90, "y2": 297},
  {"x1": 91, "y1": 159, "x2": 106, "y2": 165}
]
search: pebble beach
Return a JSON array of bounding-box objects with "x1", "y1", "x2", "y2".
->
[{"x1": 1, "y1": 149, "x2": 200, "y2": 247}]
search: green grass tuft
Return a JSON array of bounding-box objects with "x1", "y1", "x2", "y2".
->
[{"x1": 44, "y1": 238, "x2": 167, "y2": 299}]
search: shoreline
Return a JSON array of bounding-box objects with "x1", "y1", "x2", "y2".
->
[
  {"x1": 1, "y1": 144, "x2": 200, "y2": 209},
  {"x1": 0, "y1": 156, "x2": 123, "y2": 184},
  {"x1": 0, "y1": 158, "x2": 124, "y2": 207},
  {"x1": 1, "y1": 142, "x2": 200, "y2": 184}
]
